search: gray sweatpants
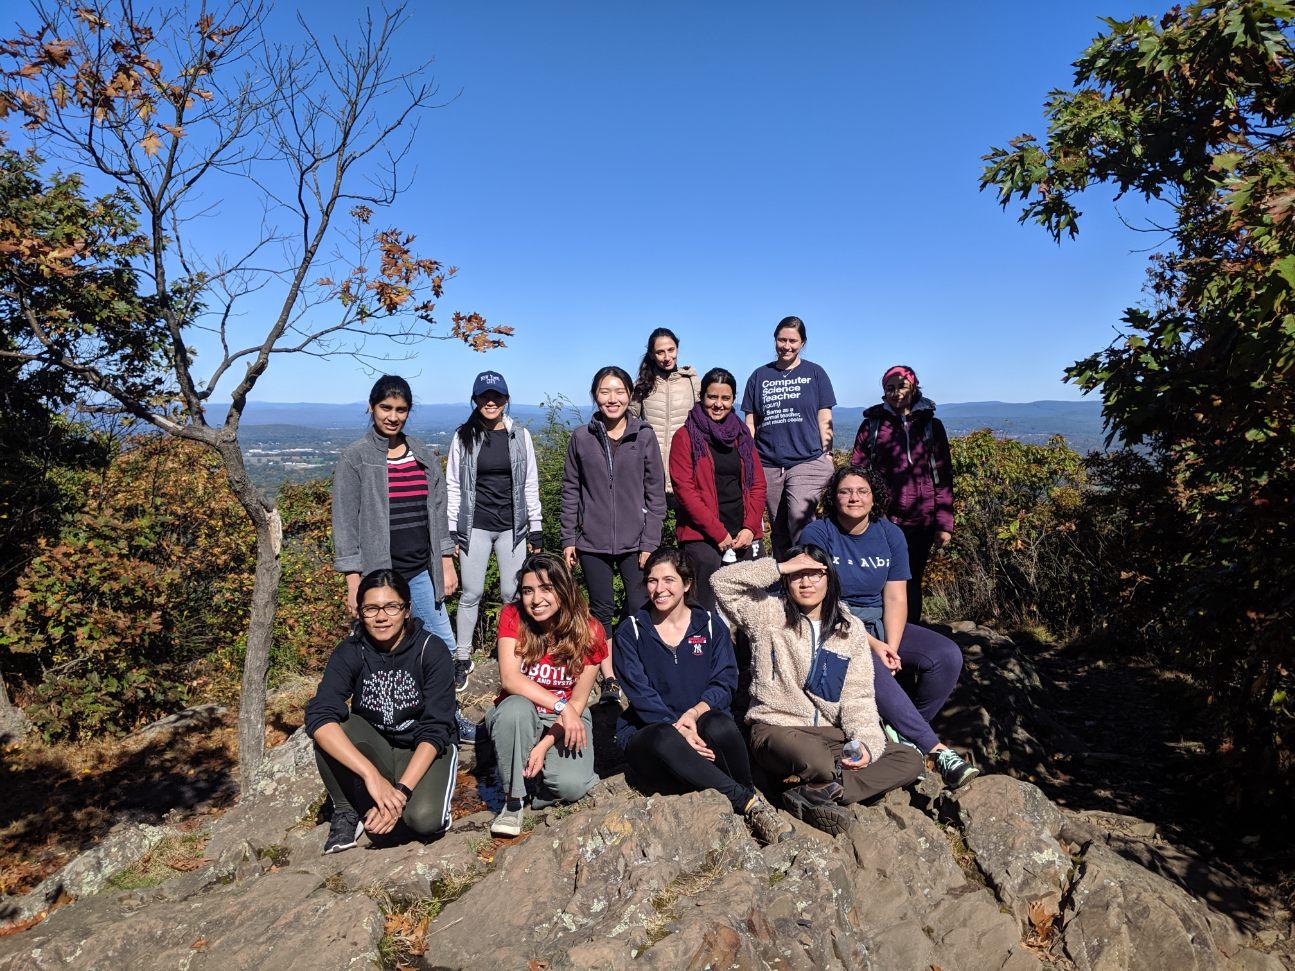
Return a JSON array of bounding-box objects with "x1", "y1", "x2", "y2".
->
[
  {"x1": 762, "y1": 452, "x2": 835, "y2": 558},
  {"x1": 485, "y1": 694, "x2": 598, "y2": 808},
  {"x1": 455, "y1": 528, "x2": 527, "y2": 658}
]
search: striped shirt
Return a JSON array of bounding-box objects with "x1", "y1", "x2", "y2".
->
[{"x1": 387, "y1": 446, "x2": 431, "y2": 579}]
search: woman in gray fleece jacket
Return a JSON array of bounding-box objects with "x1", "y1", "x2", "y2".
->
[
  {"x1": 561, "y1": 365, "x2": 667, "y2": 702},
  {"x1": 711, "y1": 549, "x2": 924, "y2": 835}
]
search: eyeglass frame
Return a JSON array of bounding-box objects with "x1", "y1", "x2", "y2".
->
[{"x1": 358, "y1": 600, "x2": 409, "y2": 619}]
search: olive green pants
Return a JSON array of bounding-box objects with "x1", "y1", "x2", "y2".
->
[{"x1": 314, "y1": 714, "x2": 457, "y2": 836}]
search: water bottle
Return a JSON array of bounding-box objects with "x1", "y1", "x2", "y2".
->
[
  {"x1": 843, "y1": 740, "x2": 864, "y2": 763},
  {"x1": 722, "y1": 547, "x2": 737, "y2": 564}
]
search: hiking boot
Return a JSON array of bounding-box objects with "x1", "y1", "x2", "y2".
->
[
  {"x1": 490, "y1": 802, "x2": 525, "y2": 838},
  {"x1": 934, "y1": 748, "x2": 980, "y2": 790},
  {"x1": 597, "y1": 677, "x2": 623, "y2": 707},
  {"x1": 323, "y1": 809, "x2": 364, "y2": 854},
  {"x1": 453, "y1": 658, "x2": 475, "y2": 694},
  {"x1": 782, "y1": 784, "x2": 853, "y2": 836},
  {"x1": 744, "y1": 794, "x2": 793, "y2": 846},
  {"x1": 455, "y1": 710, "x2": 478, "y2": 746}
]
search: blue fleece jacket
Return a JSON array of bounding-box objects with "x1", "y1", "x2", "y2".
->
[{"x1": 612, "y1": 606, "x2": 737, "y2": 747}]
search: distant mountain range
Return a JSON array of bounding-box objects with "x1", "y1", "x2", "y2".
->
[{"x1": 213, "y1": 398, "x2": 1109, "y2": 451}]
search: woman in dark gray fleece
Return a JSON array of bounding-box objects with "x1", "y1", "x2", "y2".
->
[{"x1": 561, "y1": 365, "x2": 667, "y2": 703}]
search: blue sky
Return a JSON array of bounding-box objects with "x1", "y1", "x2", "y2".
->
[{"x1": 32, "y1": 1, "x2": 1167, "y2": 408}]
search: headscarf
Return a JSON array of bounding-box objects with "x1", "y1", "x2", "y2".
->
[
  {"x1": 882, "y1": 364, "x2": 918, "y2": 389},
  {"x1": 683, "y1": 402, "x2": 757, "y2": 485}
]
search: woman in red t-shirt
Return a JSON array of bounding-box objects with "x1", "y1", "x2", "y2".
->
[{"x1": 485, "y1": 551, "x2": 606, "y2": 836}]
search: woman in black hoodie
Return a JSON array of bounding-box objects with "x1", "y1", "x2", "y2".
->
[{"x1": 305, "y1": 569, "x2": 459, "y2": 853}]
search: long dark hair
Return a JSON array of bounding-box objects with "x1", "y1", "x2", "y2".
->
[
  {"x1": 590, "y1": 365, "x2": 634, "y2": 407},
  {"x1": 455, "y1": 395, "x2": 509, "y2": 450},
  {"x1": 632, "y1": 327, "x2": 680, "y2": 403},
  {"x1": 368, "y1": 375, "x2": 413, "y2": 409},
  {"x1": 643, "y1": 546, "x2": 697, "y2": 608},
  {"x1": 779, "y1": 544, "x2": 850, "y2": 640},
  {"x1": 820, "y1": 464, "x2": 891, "y2": 524},
  {"x1": 353, "y1": 569, "x2": 413, "y2": 641},
  {"x1": 512, "y1": 552, "x2": 598, "y2": 678}
]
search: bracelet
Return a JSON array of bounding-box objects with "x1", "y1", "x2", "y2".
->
[{"x1": 394, "y1": 782, "x2": 413, "y2": 799}]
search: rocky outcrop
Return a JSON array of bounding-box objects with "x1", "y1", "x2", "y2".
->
[
  {"x1": 0, "y1": 822, "x2": 171, "y2": 923},
  {"x1": 1, "y1": 626, "x2": 1289, "y2": 969}
]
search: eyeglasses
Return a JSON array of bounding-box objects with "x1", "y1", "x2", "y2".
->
[
  {"x1": 787, "y1": 570, "x2": 828, "y2": 583},
  {"x1": 359, "y1": 601, "x2": 408, "y2": 618}
]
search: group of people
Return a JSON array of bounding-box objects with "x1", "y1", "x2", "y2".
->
[{"x1": 304, "y1": 315, "x2": 976, "y2": 851}]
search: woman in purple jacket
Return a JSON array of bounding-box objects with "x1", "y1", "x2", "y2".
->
[
  {"x1": 562, "y1": 365, "x2": 667, "y2": 703},
  {"x1": 848, "y1": 365, "x2": 954, "y2": 623}
]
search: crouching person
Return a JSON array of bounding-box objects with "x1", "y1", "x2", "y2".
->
[
  {"x1": 305, "y1": 569, "x2": 459, "y2": 854},
  {"x1": 614, "y1": 547, "x2": 793, "y2": 845},
  {"x1": 487, "y1": 552, "x2": 603, "y2": 837},
  {"x1": 712, "y1": 549, "x2": 924, "y2": 836}
]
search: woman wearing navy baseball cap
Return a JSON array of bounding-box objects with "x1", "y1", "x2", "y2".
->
[{"x1": 446, "y1": 371, "x2": 543, "y2": 693}]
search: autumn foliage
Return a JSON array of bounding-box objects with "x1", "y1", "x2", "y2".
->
[{"x1": 0, "y1": 436, "x2": 343, "y2": 741}]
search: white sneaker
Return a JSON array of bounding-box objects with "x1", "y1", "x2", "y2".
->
[{"x1": 490, "y1": 803, "x2": 525, "y2": 837}]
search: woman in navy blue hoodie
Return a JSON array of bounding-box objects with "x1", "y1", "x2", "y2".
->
[
  {"x1": 613, "y1": 547, "x2": 791, "y2": 845},
  {"x1": 305, "y1": 569, "x2": 459, "y2": 854}
]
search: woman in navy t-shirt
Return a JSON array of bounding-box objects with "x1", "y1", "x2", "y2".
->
[
  {"x1": 800, "y1": 464, "x2": 978, "y2": 790},
  {"x1": 741, "y1": 316, "x2": 836, "y2": 558}
]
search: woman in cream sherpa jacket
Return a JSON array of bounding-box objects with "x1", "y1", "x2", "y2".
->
[{"x1": 711, "y1": 551, "x2": 924, "y2": 835}]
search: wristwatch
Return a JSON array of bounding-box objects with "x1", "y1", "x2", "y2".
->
[
  {"x1": 552, "y1": 698, "x2": 567, "y2": 714},
  {"x1": 394, "y1": 782, "x2": 413, "y2": 798}
]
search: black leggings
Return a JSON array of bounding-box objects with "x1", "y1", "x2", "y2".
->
[
  {"x1": 900, "y1": 524, "x2": 935, "y2": 623},
  {"x1": 623, "y1": 710, "x2": 755, "y2": 813},
  {"x1": 681, "y1": 540, "x2": 755, "y2": 612},
  {"x1": 579, "y1": 550, "x2": 646, "y2": 629}
]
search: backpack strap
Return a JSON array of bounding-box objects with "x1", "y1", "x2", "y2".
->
[
  {"x1": 922, "y1": 418, "x2": 941, "y2": 486},
  {"x1": 864, "y1": 416, "x2": 882, "y2": 465}
]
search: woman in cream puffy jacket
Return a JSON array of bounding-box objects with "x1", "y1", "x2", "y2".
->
[{"x1": 631, "y1": 326, "x2": 700, "y2": 496}]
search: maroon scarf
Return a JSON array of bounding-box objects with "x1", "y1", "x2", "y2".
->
[{"x1": 684, "y1": 403, "x2": 757, "y2": 484}]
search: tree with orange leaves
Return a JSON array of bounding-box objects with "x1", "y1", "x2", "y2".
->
[{"x1": 0, "y1": 1, "x2": 510, "y2": 786}]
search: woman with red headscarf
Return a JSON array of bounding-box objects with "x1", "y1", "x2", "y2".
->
[{"x1": 847, "y1": 365, "x2": 954, "y2": 623}]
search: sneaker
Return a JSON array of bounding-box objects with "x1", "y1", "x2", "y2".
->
[
  {"x1": 453, "y1": 658, "x2": 475, "y2": 694},
  {"x1": 323, "y1": 809, "x2": 364, "y2": 854},
  {"x1": 934, "y1": 748, "x2": 980, "y2": 790},
  {"x1": 490, "y1": 802, "x2": 525, "y2": 837},
  {"x1": 782, "y1": 784, "x2": 853, "y2": 836},
  {"x1": 744, "y1": 795, "x2": 793, "y2": 845},
  {"x1": 455, "y1": 710, "x2": 478, "y2": 746},
  {"x1": 597, "y1": 677, "x2": 623, "y2": 707}
]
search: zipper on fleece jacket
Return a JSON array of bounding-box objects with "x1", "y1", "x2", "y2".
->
[{"x1": 597, "y1": 424, "x2": 618, "y2": 549}]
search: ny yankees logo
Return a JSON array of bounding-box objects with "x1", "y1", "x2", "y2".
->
[{"x1": 360, "y1": 669, "x2": 420, "y2": 730}]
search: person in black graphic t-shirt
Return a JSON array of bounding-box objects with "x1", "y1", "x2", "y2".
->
[{"x1": 306, "y1": 570, "x2": 459, "y2": 854}]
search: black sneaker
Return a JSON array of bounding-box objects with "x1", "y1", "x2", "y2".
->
[
  {"x1": 782, "y1": 785, "x2": 853, "y2": 836},
  {"x1": 455, "y1": 710, "x2": 478, "y2": 746},
  {"x1": 323, "y1": 809, "x2": 364, "y2": 854},
  {"x1": 453, "y1": 658, "x2": 475, "y2": 694},
  {"x1": 597, "y1": 677, "x2": 623, "y2": 707}
]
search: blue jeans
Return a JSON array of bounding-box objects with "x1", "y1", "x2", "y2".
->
[
  {"x1": 847, "y1": 604, "x2": 962, "y2": 755},
  {"x1": 407, "y1": 569, "x2": 454, "y2": 653}
]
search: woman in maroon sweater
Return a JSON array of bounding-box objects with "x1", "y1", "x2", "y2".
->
[
  {"x1": 848, "y1": 365, "x2": 955, "y2": 622},
  {"x1": 670, "y1": 367, "x2": 768, "y2": 611}
]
